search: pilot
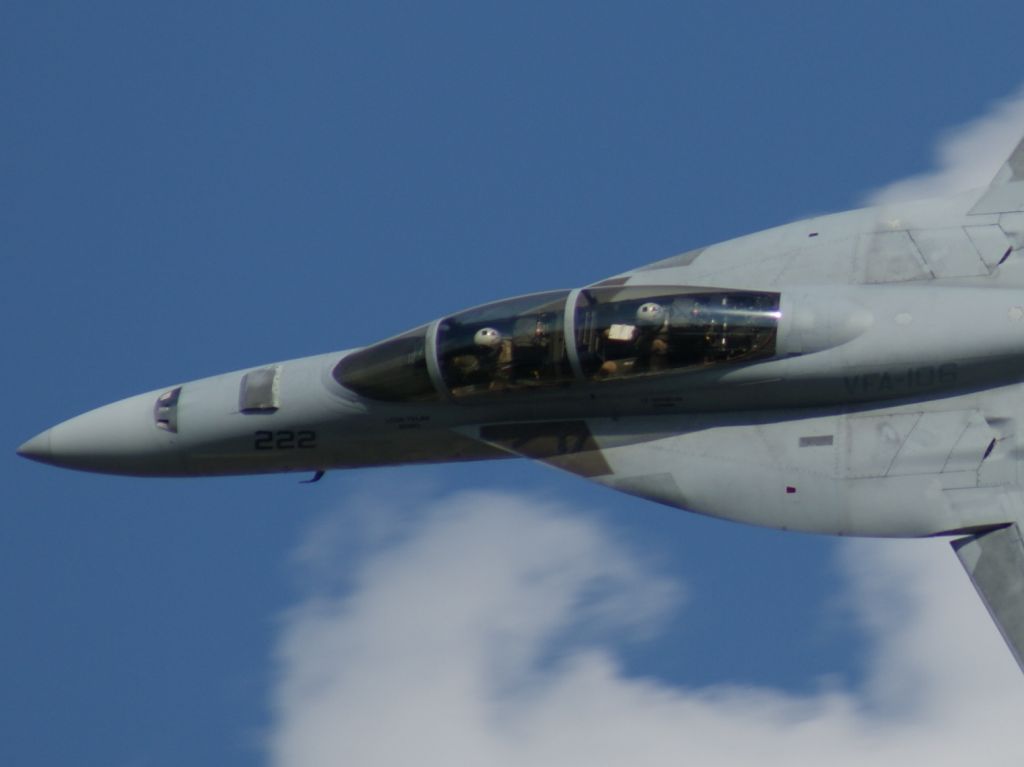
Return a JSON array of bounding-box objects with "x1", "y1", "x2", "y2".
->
[
  {"x1": 634, "y1": 302, "x2": 671, "y2": 372},
  {"x1": 474, "y1": 326, "x2": 502, "y2": 349},
  {"x1": 635, "y1": 301, "x2": 667, "y2": 329},
  {"x1": 449, "y1": 326, "x2": 505, "y2": 390},
  {"x1": 472, "y1": 326, "x2": 514, "y2": 389}
]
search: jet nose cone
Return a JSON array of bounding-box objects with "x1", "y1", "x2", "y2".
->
[
  {"x1": 17, "y1": 391, "x2": 186, "y2": 476},
  {"x1": 17, "y1": 429, "x2": 53, "y2": 464}
]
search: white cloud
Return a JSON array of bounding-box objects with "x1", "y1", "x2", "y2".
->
[
  {"x1": 864, "y1": 87, "x2": 1024, "y2": 205},
  {"x1": 267, "y1": 490, "x2": 1024, "y2": 767}
]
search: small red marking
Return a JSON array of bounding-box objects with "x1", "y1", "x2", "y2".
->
[{"x1": 785, "y1": 486, "x2": 797, "y2": 494}]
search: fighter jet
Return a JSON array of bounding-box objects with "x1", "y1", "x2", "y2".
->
[{"x1": 18, "y1": 135, "x2": 1024, "y2": 673}]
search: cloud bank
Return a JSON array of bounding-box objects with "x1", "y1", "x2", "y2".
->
[
  {"x1": 267, "y1": 92, "x2": 1024, "y2": 765},
  {"x1": 268, "y1": 490, "x2": 1024, "y2": 767},
  {"x1": 865, "y1": 86, "x2": 1024, "y2": 205}
]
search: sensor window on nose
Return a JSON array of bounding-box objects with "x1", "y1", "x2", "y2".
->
[
  {"x1": 154, "y1": 386, "x2": 182, "y2": 433},
  {"x1": 239, "y1": 366, "x2": 280, "y2": 413}
]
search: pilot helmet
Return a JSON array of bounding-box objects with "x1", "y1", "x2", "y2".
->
[
  {"x1": 474, "y1": 327, "x2": 503, "y2": 348},
  {"x1": 636, "y1": 302, "x2": 667, "y2": 327}
]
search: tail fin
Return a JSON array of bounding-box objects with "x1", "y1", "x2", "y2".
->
[{"x1": 970, "y1": 134, "x2": 1024, "y2": 214}]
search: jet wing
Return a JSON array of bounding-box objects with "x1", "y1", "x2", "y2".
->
[
  {"x1": 464, "y1": 391, "x2": 1024, "y2": 669},
  {"x1": 466, "y1": 394, "x2": 1019, "y2": 537},
  {"x1": 600, "y1": 194, "x2": 1018, "y2": 287},
  {"x1": 953, "y1": 524, "x2": 1024, "y2": 673},
  {"x1": 603, "y1": 136, "x2": 1024, "y2": 288}
]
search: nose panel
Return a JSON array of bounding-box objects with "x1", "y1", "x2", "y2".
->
[
  {"x1": 17, "y1": 429, "x2": 53, "y2": 462},
  {"x1": 17, "y1": 391, "x2": 186, "y2": 476}
]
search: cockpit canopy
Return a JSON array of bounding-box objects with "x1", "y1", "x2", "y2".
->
[
  {"x1": 333, "y1": 286, "x2": 781, "y2": 402},
  {"x1": 437, "y1": 291, "x2": 574, "y2": 397}
]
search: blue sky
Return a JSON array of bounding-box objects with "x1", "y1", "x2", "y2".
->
[{"x1": 4, "y1": 3, "x2": 1024, "y2": 765}]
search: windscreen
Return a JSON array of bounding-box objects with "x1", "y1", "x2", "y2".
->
[{"x1": 332, "y1": 326, "x2": 438, "y2": 402}]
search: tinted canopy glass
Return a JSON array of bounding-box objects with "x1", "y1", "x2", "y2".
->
[
  {"x1": 575, "y1": 287, "x2": 780, "y2": 380},
  {"x1": 437, "y1": 291, "x2": 573, "y2": 398},
  {"x1": 334, "y1": 286, "x2": 782, "y2": 403},
  {"x1": 332, "y1": 326, "x2": 438, "y2": 402}
]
